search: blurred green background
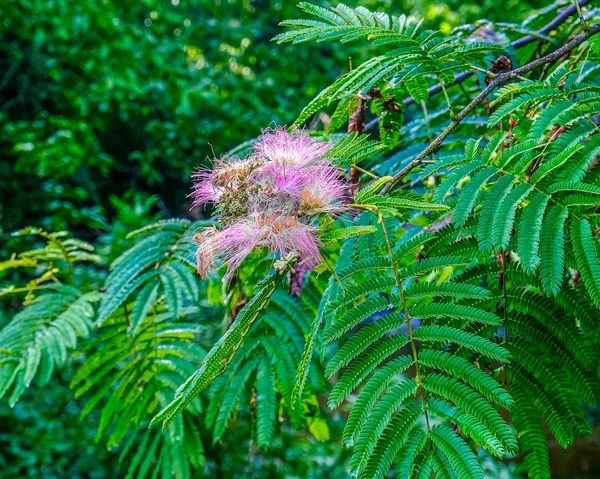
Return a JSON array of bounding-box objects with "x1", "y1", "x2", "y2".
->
[
  {"x1": 0, "y1": 0, "x2": 546, "y2": 235},
  {"x1": 1, "y1": 0, "x2": 565, "y2": 477}
]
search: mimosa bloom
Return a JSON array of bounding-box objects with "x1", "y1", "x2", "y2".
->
[{"x1": 190, "y1": 128, "x2": 347, "y2": 279}]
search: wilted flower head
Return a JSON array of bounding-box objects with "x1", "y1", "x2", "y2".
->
[
  {"x1": 190, "y1": 128, "x2": 347, "y2": 279},
  {"x1": 190, "y1": 156, "x2": 257, "y2": 209}
]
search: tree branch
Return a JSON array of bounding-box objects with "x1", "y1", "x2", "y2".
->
[
  {"x1": 364, "y1": 0, "x2": 593, "y2": 131},
  {"x1": 381, "y1": 23, "x2": 600, "y2": 194}
]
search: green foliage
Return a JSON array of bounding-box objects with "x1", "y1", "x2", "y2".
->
[
  {"x1": 0, "y1": 228, "x2": 102, "y2": 404},
  {"x1": 71, "y1": 304, "x2": 207, "y2": 478},
  {"x1": 324, "y1": 132, "x2": 388, "y2": 166},
  {"x1": 276, "y1": 2, "x2": 511, "y2": 142},
  {"x1": 266, "y1": 2, "x2": 600, "y2": 478},
  {"x1": 151, "y1": 274, "x2": 278, "y2": 430},
  {"x1": 2, "y1": 1, "x2": 600, "y2": 478},
  {"x1": 0, "y1": 227, "x2": 101, "y2": 297},
  {"x1": 0, "y1": 286, "x2": 99, "y2": 406},
  {"x1": 318, "y1": 218, "x2": 517, "y2": 478},
  {"x1": 0, "y1": 0, "x2": 394, "y2": 233},
  {"x1": 426, "y1": 74, "x2": 600, "y2": 299},
  {"x1": 0, "y1": 220, "x2": 337, "y2": 476},
  {"x1": 97, "y1": 219, "x2": 207, "y2": 325},
  {"x1": 206, "y1": 285, "x2": 330, "y2": 448}
]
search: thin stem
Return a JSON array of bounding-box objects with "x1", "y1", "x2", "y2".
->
[
  {"x1": 351, "y1": 163, "x2": 379, "y2": 179},
  {"x1": 470, "y1": 65, "x2": 529, "y2": 82},
  {"x1": 577, "y1": 48, "x2": 590, "y2": 82},
  {"x1": 0, "y1": 284, "x2": 56, "y2": 297},
  {"x1": 498, "y1": 252, "x2": 509, "y2": 344},
  {"x1": 421, "y1": 100, "x2": 433, "y2": 142},
  {"x1": 379, "y1": 216, "x2": 431, "y2": 431},
  {"x1": 346, "y1": 203, "x2": 379, "y2": 213},
  {"x1": 364, "y1": 0, "x2": 593, "y2": 131},
  {"x1": 322, "y1": 253, "x2": 345, "y2": 293},
  {"x1": 381, "y1": 24, "x2": 600, "y2": 194},
  {"x1": 574, "y1": 0, "x2": 589, "y2": 29},
  {"x1": 439, "y1": 80, "x2": 454, "y2": 118},
  {"x1": 499, "y1": 253, "x2": 510, "y2": 387},
  {"x1": 529, "y1": 123, "x2": 563, "y2": 172}
]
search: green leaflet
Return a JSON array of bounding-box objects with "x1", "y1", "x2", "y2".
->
[
  {"x1": 277, "y1": 2, "x2": 501, "y2": 136},
  {"x1": 128, "y1": 282, "x2": 159, "y2": 336},
  {"x1": 570, "y1": 218, "x2": 600, "y2": 309},
  {"x1": 434, "y1": 160, "x2": 484, "y2": 203},
  {"x1": 98, "y1": 220, "x2": 200, "y2": 325},
  {"x1": 349, "y1": 384, "x2": 420, "y2": 477},
  {"x1": 509, "y1": 340, "x2": 591, "y2": 446},
  {"x1": 212, "y1": 357, "x2": 261, "y2": 442},
  {"x1": 491, "y1": 182, "x2": 533, "y2": 250},
  {"x1": 404, "y1": 281, "x2": 491, "y2": 300},
  {"x1": 326, "y1": 276, "x2": 396, "y2": 314},
  {"x1": 418, "y1": 350, "x2": 513, "y2": 408},
  {"x1": 530, "y1": 144, "x2": 583, "y2": 184},
  {"x1": 506, "y1": 313, "x2": 599, "y2": 404},
  {"x1": 477, "y1": 174, "x2": 515, "y2": 252},
  {"x1": 547, "y1": 181, "x2": 600, "y2": 196},
  {"x1": 429, "y1": 424, "x2": 484, "y2": 479},
  {"x1": 507, "y1": 289, "x2": 599, "y2": 370},
  {"x1": 0, "y1": 288, "x2": 98, "y2": 402},
  {"x1": 328, "y1": 334, "x2": 410, "y2": 409},
  {"x1": 321, "y1": 225, "x2": 378, "y2": 242},
  {"x1": 361, "y1": 193, "x2": 450, "y2": 214},
  {"x1": 160, "y1": 270, "x2": 181, "y2": 319},
  {"x1": 343, "y1": 355, "x2": 414, "y2": 444},
  {"x1": 428, "y1": 398, "x2": 505, "y2": 457},
  {"x1": 325, "y1": 133, "x2": 388, "y2": 166},
  {"x1": 423, "y1": 374, "x2": 517, "y2": 453},
  {"x1": 414, "y1": 325, "x2": 510, "y2": 362},
  {"x1": 489, "y1": 88, "x2": 563, "y2": 126},
  {"x1": 150, "y1": 275, "x2": 278, "y2": 429},
  {"x1": 324, "y1": 295, "x2": 392, "y2": 342},
  {"x1": 326, "y1": 313, "x2": 408, "y2": 377},
  {"x1": 98, "y1": 270, "x2": 159, "y2": 325},
  {"x1": 291, "y1": 274, "x2": 335, "y2": 418},
  {"x1": 411, "y1": 302, "x2": 502, "y2": 325},
  {"x1": 517, "y1": 192, "x2": 549, "y2": 273},
  {"x1": 481, "y1": 131, "x2": 506, "y2": 163},
  {"x1": 562, "y1": 192, "x2": 600, "y2": 206},
  {"x1": 362, "y1": 403, "x2": 422, "y2": 479},
  {"x1": 256, "y1": 358, "x2": 277, "y2": 449},
  {"x1": 511, "y1": 384, "x2": 551, "y2": 479},
  {"x1": 454, "y1": 166, "x2": 497, "y2": 226},
  {"x1": 539, "y1": 205, "x2": 568, "y2": 296},
  {"x1": 396, "y1": 428, "x2": 428, "y2": 478}
]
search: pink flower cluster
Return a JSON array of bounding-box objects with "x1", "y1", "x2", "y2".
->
[{"x1": 190, "y1": 128, "x2": 346, "y2": 279}]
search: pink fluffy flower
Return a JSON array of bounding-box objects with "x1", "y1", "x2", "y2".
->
[
  {"x1": 299, "y1": 165, "x2": 347, "y2": 214},
  {"x1": 194, "y1": 215, "x2": 321, "y2": 280},
  {"x1": 254, "y1": 128, "x2": 331, "y2": 166},
  {"x1": 191, "y1": 128, "x2": 347, "y2": 279},
  {"x1": 190, "y1": 157, "x2": 254, "y2": 208},
  {"x1": 250, "y1": 162, "x2": 310, "y2": 198},
  {"x1": 190, "y1": 169, "x2": 220, "y2": 207}
]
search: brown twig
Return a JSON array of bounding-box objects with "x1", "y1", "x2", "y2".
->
[
  {"x1": 364, "y1": 0, "x2": 593, "y2": 131},
  {"x1": 347, "y1": 88, "x2": 382, "y2": 194},
  {"x1": 380, "y1": 23, "x2": 600, "y2": 194}
]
